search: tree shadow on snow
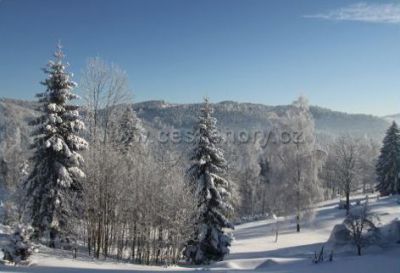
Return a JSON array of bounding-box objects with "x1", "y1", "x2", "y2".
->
[{"x1": 227, "y1": 242, "x2": 323, "y2": 260}]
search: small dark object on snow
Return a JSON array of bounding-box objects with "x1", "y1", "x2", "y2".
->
[
  {"x1": 329, "y1": 250, "x2": 334, "y2": 262},
  {"x1": 313, "y1": 246, "x2": 324, "y2": 264}
]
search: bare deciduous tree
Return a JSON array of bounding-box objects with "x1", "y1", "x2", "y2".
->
[
  {"x1": 79, "y1": 57, "x2": 196, "y2": 264},
  {"x1": 81, "y1": 57, "x2": 131, "y2": 143},
  {"x1": 331, "y1": 136, "x2": 358, "y2": 215},
  {"x1": 271, "y1": 97, "x2": 324, "y2": 232}
]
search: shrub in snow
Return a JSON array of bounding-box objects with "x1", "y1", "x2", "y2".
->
[
  {"x1": 378, "y1": 218, "x2": 400, "y2": 244},
  {"x1": 2, "y1": 225, "x2": 34, "y2": 264},
  {"x1": 343, "y1": 201, "x2": 379, "y2": 256},
  {"x1": 329, "y1": 213, "x2": 400, "y2": 255},
  {"x1": 328, "y1": 223, "x2": 352, "y2": 246}
]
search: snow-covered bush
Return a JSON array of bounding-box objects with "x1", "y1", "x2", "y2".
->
[
  {"x1": 2, "y1": 225, "x2": 34, "y2": 264},
  {"x1": 344, "y1": 201, "x2": 380, "y2": 256},
  {"x1": 328, "y1": 223, "x2": 352, "y2": 246},
  {"x1": 378, "y1": 218, "x2": 400, "y2": 244},
  {"x1": 330, "y1": 200, "x2": 380, "y2": 256},
  {"x1": 329, "y1": 208, "x2": 400, "y2": 257}
]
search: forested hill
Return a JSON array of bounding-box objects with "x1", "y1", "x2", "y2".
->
[
  {"x1": 132, "y1": 100, "x2": 390, "y2": 139},
  {"x1": 0, "y1": 98, "x2": 391, "y2": 149},
  {"x1": 310, "y1": 106, "x2": 390, "y2": 139}
]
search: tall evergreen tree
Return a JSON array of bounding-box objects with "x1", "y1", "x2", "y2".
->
[
  {"x1": 114, "y1": 105, "x2": 145, "y2": 153},
  {"x1": 24, "y1": 45, "x2": 88, "y2": 246},
  {"x1": 376, "y1": 121, "x2": 400, "y2": 195},
  {"x1": 184, "y1": 98, "x2": 234, "y2": 265}
]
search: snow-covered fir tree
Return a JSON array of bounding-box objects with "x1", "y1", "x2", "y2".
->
[
  {"x1": 23, "y1": 45, "x2": 88, "y2": 246},
  {"x1": 376, "y1": 121, "x2": 400, "y2": 195},
  {"x1": 3, "y1": 225, "x2": 34, "y2": 264},
  {"x1": 184, "y1": 98, "x2": 234, "y2": 265},
  {"x1": 114, "y1": 105, "x2": 146, "y2": 153}
]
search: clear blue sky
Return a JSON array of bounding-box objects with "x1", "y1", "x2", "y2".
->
[{"x1": 0, "y1": 0, "x2": 399, "y2": 116}]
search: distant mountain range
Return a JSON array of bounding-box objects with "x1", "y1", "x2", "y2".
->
[{"x1": 0, "y1": 98, "x2": 394, "y2": 153}]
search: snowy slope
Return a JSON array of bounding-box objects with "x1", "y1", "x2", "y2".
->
[{"x1": 1, "y1": 195, "x2": 400, "y2": 273}]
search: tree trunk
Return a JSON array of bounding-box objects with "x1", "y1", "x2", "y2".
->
[
  {"x1": 346, "y1": 189, "x2": 350, "y2": 216},
  {"x1": 96, "y1": 219, "x2": 102, "y2": 258},
  {"x1": 131, "y1": 223, "x2": 137, "y2": 261},
  {"x1": 296, "y1": 215, "x2": 300, "y2": 233}
]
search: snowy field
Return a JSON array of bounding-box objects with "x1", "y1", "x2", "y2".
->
[{"x1": 1, "y1": 195, "x2": 400, "y2": 273}]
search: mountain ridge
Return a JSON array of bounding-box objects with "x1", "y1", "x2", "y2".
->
[{"x1": 0, "y1": 98, "x2": 392, "y2": 150}]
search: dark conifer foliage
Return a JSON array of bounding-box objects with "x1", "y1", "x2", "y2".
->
[
  {"x1": 376, "y1": 121, "x2": 400, "y2": 195},
  {"x1": 23, "y1": 45, "x2": 88, "y2": 246},
  {"x1": 184, "y1": 98, "x2": 234, "y2": 264}
]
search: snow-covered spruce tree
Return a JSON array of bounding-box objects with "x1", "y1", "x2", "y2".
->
[
  {"x1": 184, "y1": 98, "x2": 234, "y2": 265},
  {"x1": 113, "y1": 105, "x2": 146, "y2": 153},
  {"x1": 3, "y1": 225, "x2": 34, "y2": 264},
  {"x1": 23, "y1": 45, "x2": 88, "y2": 247},
  {"x1": 376, "y1": 121, "x2": 400, "y2": 195}
]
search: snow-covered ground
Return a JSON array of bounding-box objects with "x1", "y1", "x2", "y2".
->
[{"x1": 1, "y1": 195, "x2": 400, "y2": 273}]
